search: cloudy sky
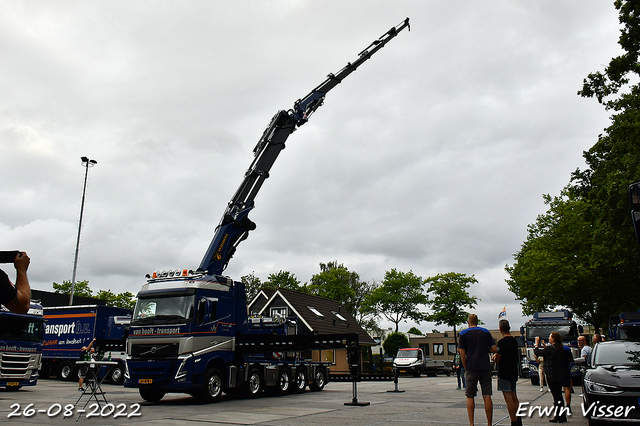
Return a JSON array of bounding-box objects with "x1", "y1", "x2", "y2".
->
[{"x1": 1, "y1": 1, "x2": 621, "y2": 333}]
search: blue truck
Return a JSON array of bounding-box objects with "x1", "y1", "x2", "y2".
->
[
  {"x1": 41, "y1": 305, "x2": 130, "y2": 384},
  {"x1": 609, "y1": 311, "x2": 640, "y2": 340},
  {"x1": 0, "y1": 301, "x2": 44, "y2": 390},
  {"x1": 521, "y1": 310, "x2": 583, "y2": 385},
  {"x1": 124, "y1": 19, "x2": 409, "y2": 403}
]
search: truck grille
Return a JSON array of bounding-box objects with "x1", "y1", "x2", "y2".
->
[
  {"x1": 0, "y1": 353, "x2": 32, "y2": 378},
  {"x1": 130, "y1": 343, "x2": 179, "y2": 359}
]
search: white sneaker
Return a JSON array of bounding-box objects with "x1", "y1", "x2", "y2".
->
[{"x1": 540, "y1": 387, "x2": 544, "y2": 392}]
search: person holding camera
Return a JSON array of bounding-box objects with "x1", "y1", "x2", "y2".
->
[{"x1": 0, "y1": 251, "x2": 31, "y2": 314}]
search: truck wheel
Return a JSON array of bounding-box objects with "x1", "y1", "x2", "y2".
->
[
  {"x1": 309, "y1": 368, "x2": 326, "y2": 391},
  {"x1": 139, "y1": 387, "x2": 165, "y2": 402},
  {"x1": 293, "y1": 367, "x2": 307, "y2": 393},
  {"x1": 274, "y1": 368, "x2": 291, "y2": 396},
  {"x1": 107, "y1": 363, "x2": 124, "y2": 385},
  {"x1": 531, "y1": 376, "x2": 540, "y2": 386},
  {"x1": 243, "y1": 368, "x2": 264, "y2": 398},
  {"x1": 199, "y1": 368, "x2": 224, "y2": 402},
  {"x1": 57, "y1": 362, "x2": 74, "y2": 381},
  {"x1": 413, "y1": 370, "x2": 421, "y2": 377}
]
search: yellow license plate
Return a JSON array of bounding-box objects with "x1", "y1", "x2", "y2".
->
[
  {"x1": 138, "y1": 379, "x2": 153, "y2": 384},
  {"x1": 7, "y1": 382, "x2": 19, "y2": 386}
]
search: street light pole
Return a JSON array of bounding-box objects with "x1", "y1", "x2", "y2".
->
[{"x1": 69, "y1": 156, "x2": 97, "y2": 305}]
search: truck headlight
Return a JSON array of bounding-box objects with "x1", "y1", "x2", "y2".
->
[{"x1": 175, "y1": 354, "x2": 193, "y2": 381}]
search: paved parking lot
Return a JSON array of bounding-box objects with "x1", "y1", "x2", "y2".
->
[{"x1": 0, "y1": 375, "x2": 589, "y2": 425}]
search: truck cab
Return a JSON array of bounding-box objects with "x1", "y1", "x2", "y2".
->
[
  {"x1": 0, "y1": 302, "x2": 44, "y2": 390},
  {"x1": 521, "y1": 310, "x2": 583, "y2": 385}
]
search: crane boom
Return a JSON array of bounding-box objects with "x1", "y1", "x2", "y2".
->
[{"x1": 199, "y1": 18, "x2": 410, "y2": 275}]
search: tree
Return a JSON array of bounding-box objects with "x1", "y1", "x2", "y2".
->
[
  {"x1": 425, "y1": 272, "x2": 479, "y2": 348},
  {"x1": 241, "y1": 272, "x2": 263, "y2": 302},
  {"x1": 382, "y1": 332, "x2": 410, "y2": 358},
  {"x1": 307, "y1": 261, "x2": 359, "y2": 318},
  {"x1": 95, "y1": 290, "x2": 137, "y2": 310},
  {"x1": 507, "y1": 1, "x2": 640, "y2": 331},
  {"x1": 407, "y1": 327, "x2": 423, "y2": 336},
  {"x1": 363, "y1": 269, "x2": 428, "y2": 332},
  {"x1": 264, "y1": 270, "x2": 304, "y2": 292},
  {"x1": 53, "y1": 280, "x2": 136, "y2": 310},
  {"x1": 53, "y1": 280, "x2": 92, "y2": 298}
]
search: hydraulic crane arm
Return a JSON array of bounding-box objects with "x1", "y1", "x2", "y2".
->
[{"x1": 199, "y1": 18, "x2": 410, "y2": 275}]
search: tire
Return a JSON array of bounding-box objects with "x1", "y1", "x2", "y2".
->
[
  {"x1": 274, "y1": 368, "x2": 291, "y2": 396},
  {"x1": 108, "y1": 363, "x2": 124, "y2": 385},
  {"x1": 243, "y1": 367, "x2": 264, "y2": 398},
  {"x1": 198, "y1": 368, "x2": 224, "y2": 403},
  {"x1": 413, "y1": 369, "x2": 421, "y2": 377},
  {"x1": 57, "y1": 362, "x2": 74, "y2": 381},
  {"x1": 530, "y1": 376, "x2": 540, "y2": 386},
  {"x1": 293, "y1": 367, "x2": 307, "y2": 393},
  {"x1": 309, "y1": 368, "x2": 326, "y2": 391},
  {"x1": 139, "y1": 387, "x2": 165, "y2": 402}
]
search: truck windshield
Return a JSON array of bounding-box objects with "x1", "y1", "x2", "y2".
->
[
  {"x1": 397, "y1": 350, "x2": 419, "y2": 358},
  {"x1": 0, "y1": 315, "x2": 43, "y2": 342},
  {"x1": 132, "y1": 294, "x2": 195, "y2": 325},
  {"x1": 526, "y1": 324, "x2": 579, "y2": 342}
]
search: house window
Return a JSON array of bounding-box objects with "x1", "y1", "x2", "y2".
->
[
  {"x1": 323, "y1": 350, "x2": 336, "y2": 365},
  {"x1": 332, "y1": 311, "x2": 347, "y2": 322},
  {"x1": 307, "y1": 306, "x2": 324, "y2": 317},
  {"x1": 433, "y1": 343, "x2": 444, "y2": 355},
  {"x1": 448, "y1": 343, "x2": 457, "y2": 355},
  {"x1": 270, "y1": 307, "x2": 288, "y2": 318}
]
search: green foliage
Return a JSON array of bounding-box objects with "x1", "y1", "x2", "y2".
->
[
  {"x1": 264, "y1": 270, "x2": 304, "y2": 292},
  {"x1": 407, "y1": 327, "x2": 423, "y2": 335},
  {"x1": 307, "y1": 261, "x2": 361, "y2": 318},
  {"x1": 53, "y1": 280, "x2": 136, "y2": 310},
  {"x1": 383, "y1": 332, "x2": 410, "y2": 357},
  {"x1": 95, "y1": 290, "x2": 136, "y2": 310},
  {"x1": 363, "y1": 269, "x2": 428, "y2": 332},
  {"x1": 241, "y1": 272, "x2": 263, "y2": 302},
  {"x1": 508, "y1": 1, "x2": 640, "y2": 331},
  {"x1": 425, "y1": 272, "x2": 479, "y2": 346},
  {"x1": 53, "y1": 280, "x2": 92, "y2": 298}
]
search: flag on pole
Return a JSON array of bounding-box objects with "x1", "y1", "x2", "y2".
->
[{"x1": 498, "y1": 306, "x2": 507, "y2": 319}]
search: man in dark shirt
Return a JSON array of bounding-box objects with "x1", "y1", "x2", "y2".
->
[
  {"x1": 0, "y1": 252, "x2": 31, "y2": 314},
  {"x1": 494, "y1": 319, "x2": 522, "y2": 426},
  {"x1": 458, "y1": 313, "x2": 497, "y2": 426}
]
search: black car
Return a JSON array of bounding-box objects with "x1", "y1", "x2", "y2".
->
[{"x1": 579, "y1": 340, "x2": 640, "y2": 425}]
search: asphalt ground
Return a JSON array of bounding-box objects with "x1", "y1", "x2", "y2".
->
[{"x1": 0, "y1": 375, "x2": 590, "y2": 425}]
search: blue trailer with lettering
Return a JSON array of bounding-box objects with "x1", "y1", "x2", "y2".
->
[
  {"x1": 41, "y1": 305, "x2": 130, "y2": 384},
  {"x1": 0, "y1": 302, "x2": 44, "y2": 390}
]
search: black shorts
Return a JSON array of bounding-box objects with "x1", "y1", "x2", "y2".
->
[
  {"x1": 465, "y1": 369, "x2": 492, "y2": 398},
  {"x1": 79, "y1": 366, "x2": 96, "y2": 379}
]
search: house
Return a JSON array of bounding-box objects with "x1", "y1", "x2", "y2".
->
[{"x1": 248, "y1": 288, "x2": 376, "y2": 375}]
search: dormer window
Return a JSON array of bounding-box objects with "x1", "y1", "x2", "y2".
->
[
  {"x1": 307, "y1": 306, "x2": 323, "y2": 317},
  {"x1": 332, "y1": 311, "x2": 347, "y2": 322}
]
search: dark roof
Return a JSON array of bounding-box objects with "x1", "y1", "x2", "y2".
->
[
  {"x1": 32, "y1": 289, "x2": 107, "y2": 307},
  {"x1": 258, "y1": 288, "x2": 375, "y2": 345}
]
